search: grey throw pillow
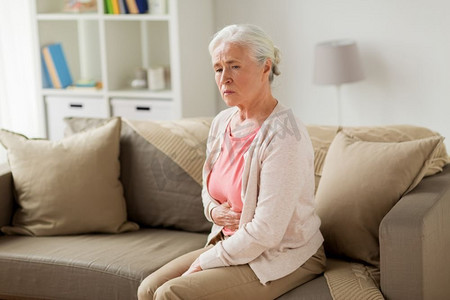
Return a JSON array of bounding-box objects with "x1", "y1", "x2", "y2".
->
[{"x1": 64, "y1": 117, "x2": 212, "y2": 233}]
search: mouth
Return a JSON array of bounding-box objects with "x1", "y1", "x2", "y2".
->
[{"x1": 222, "y1": 90, "x2": 234, "y2": 96}]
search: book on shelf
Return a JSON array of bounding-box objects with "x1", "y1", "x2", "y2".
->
[
  {"x1": 104, "y1": 0, "x2": 167, "y2": 15},
  {"x1": 105, "y1": 0, "x2": 131, "y2": 14},
  {"x1": 135, "y1": 0, "x2": 149, "y2": 13},
  {"x1": 111, "y1": 0, "x2": 120, "y2": 14},
  {"x1": 104, "y1": 0, "x2": 113, "y2": 14},
  {"x1": 41, "y1": 55, "x2": 52, "y2": 88},
  {"x1": 103, "y1": 0, "x2": 171, "y2": 15},
  {"x1": 125, "y1": 0, "x2": 139, "y2": 13},
  {"x1": 67, "y1": 80, "x2": 103, "y2": 91},
  {"x1": 118, "y1": 0, "x2": 129, "y2": 13},
  {"x1": 41, "y1": 43, "x2": 73, "y2": 89}
]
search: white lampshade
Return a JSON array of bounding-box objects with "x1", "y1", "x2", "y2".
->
[{"x1": 313, "y1": 39, "x2": 365, "y2": 85}]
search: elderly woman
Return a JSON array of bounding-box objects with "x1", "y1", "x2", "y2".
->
[{"x1": 138, "y1": 24, "x2": 325, "y2": 300}]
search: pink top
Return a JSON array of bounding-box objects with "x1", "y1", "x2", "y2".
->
[{"x1": 207, "y1": 122, "x2": 260, "y2": 236}]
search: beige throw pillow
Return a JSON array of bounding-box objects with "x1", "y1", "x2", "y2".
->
[
  {"x1": 343, "y1": 125, "x2": 449, "y2": 176},
  {"x1": 0, "y1": 118, "x2": 138, "y2": 236},
  {"x1": 306, "y1": 125, "x2": 449, "y2": 193},
  {"x1": 315, "y1": 132, "x2": 443, "y2": 266}
]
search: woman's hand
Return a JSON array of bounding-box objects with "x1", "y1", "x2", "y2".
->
[
  {"x1": 211, "y1": 202, "x2": 241, "y2": 232},
  {"x1": 182, "y1": 257, "x2": 202, "y2": 276}
]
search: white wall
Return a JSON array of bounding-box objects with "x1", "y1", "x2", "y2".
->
[{"x1": 213, "y1": 0, "x2": 450, "y2": 148}]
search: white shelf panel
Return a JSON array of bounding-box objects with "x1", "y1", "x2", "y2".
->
[
  {"x1": 37, "y1": 13, "x2": 99, "y2": 21},
  {"x1": 102, "y1": 14, "x2": 170, "y2": 21},
  {"x1": 37, "y1": 13, "x2": 169, "y2": 22},
  {"x1": 42, "y1": 88, "x2": 105, "y2": 97},
  {"x1": 108, "y1": 89, "x2": 173, "y2": 99}
]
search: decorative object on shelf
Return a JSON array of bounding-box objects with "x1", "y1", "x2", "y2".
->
[
  {"x1": 149, "y1": 0, "x2": 167, "y2": 14},
  {"x1": 130, "y1": 67, "x2": 148, "y2": 89},
  {"x1": 313, "y1": 39, "x2": 365, "y2": 126},
  {"x1": 41, "y1": 43, "x2": 73, "y2": 89},
  {"x1": 63, "y1": 0, "x2": 97, "y2": 13},
  {"x1": 147, "y1": 66, "x2": 166, "y2": 91}
]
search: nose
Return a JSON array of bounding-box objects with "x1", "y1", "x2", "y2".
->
[{"x1": 220, "y1": 68, "x2": 232, "y2": 85}]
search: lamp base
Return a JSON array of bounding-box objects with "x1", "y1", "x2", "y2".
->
[{"x1": 335, "y1": 85, "x2": 342, "y2": 126}]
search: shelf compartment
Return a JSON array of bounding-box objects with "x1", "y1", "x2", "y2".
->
[
  {"x1": 36, "y1": 0, "x2": 65, "y2": 13},
  {"x1": 36, "y1": 0, "x2": 98, "y2": 14},
  {"x1": 104, "y1": 20, "x2": 170, "y2": 91},
  {"x1": 38, "y1": 19, "x2": 102, "y2": 89}
]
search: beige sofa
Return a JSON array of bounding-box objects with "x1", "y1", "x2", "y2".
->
[{"x1": 0, "y1": 117, "x2": 449, "y2": 300}]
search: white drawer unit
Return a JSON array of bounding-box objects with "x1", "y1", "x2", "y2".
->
[
  {"x1": 46, "y1": 96, "x2": 109, "y2": 141},
  {"x1": 111, "y1": 99, "x2": 174, "y2": 121}
]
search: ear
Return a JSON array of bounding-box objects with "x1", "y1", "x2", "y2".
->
[
  {"x1": 264, "y1": 58, "x2": 272, "y2": 73},
  {"x1": 262, "y1": 58, "x2": 272, "y2": 80}
]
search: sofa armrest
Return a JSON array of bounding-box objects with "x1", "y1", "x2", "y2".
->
[
  {"x1": 0, "y1": 163, "x2": 13, "y2": 229},
  {"x1": 380, "y1": 165, "x2": 450, "y2": 300}
]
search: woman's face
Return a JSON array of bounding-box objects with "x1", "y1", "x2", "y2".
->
[{"x1": 212, "y1": 42, "x2": 270, "y2": 107}]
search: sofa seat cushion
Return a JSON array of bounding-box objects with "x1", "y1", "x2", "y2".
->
[
  {"x1": 0, "y1": 229, "x2": 207, "y2": 300},
  {"x1": 277, "y1": 276, "x2": 332, "y2": 300}
]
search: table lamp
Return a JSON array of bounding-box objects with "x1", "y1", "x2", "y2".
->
[{"x1": 313, "y1": 39, "x2": 365, "y2": 125}]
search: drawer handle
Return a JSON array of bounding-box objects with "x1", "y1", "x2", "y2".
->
[
  {"x1": 69, "y1": 103, "x2": 83, "y2": 108},
  {"x1": 136, "y1": 106, "x2": 151, "y2": 111}
]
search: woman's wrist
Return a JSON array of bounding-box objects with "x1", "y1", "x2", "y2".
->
[{"x1": 210, "y1": 205, "x2": 218, "y2": 224}]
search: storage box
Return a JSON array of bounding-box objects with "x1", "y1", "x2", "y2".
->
[
  {"x1": 46, "y1": 96, "x2": 109, "y2": 140},
  {"x1": 111, "y1": 98, "x2": 173, "y2": 121}
]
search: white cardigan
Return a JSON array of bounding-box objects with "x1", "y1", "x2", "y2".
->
[{"x1": 198, "y1": 103, "x2": 324, "y2": 284}]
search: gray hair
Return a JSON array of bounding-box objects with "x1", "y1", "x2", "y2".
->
[{"x1": 209, "y1": 24, "x2": 281, "y2": 83}]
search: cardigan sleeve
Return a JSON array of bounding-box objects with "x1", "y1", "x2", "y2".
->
[{"x1": 199, "y1": 119, "x2": 316, "y2": 270}]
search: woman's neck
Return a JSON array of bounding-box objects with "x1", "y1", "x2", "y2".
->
[
  {"x1": 236, "y1": 95, "x2": 278, "y2": 124},
  {"x1": 230, "y1": 95, "x2": 278, "y2": 137}
]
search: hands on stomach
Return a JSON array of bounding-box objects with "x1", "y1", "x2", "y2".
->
[{"x1": 211, "y1": 202, "x2": 241, "y2": 232}]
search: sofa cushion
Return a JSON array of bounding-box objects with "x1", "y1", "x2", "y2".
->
[
  {"x1": 315, "y1": 131, "x2": 443, "y2": 266},
  {"x1": 323, "y1": 259, "x2": 382, "y2": 300},
  {"x1": 344, "y1": 125, "x2": 449, "y2": 176},
  {"x1": 0, "y1": 228, "x2": 207, "y2": 300},
  {"x1": 277, "y1": 276, "x2": 332, "y2": 300},
  {"x1": 64, "y1": 117, "x2": 213, "y2": 233},
  {"x1": 306, "y1": 125, "x2": 449, "y2": 192},
  {"x1": 305, "y1": 125, "x2": 340, "y2": 192},
  {"x1": 0, "y1": 118, "x2": 138, "y2": 236}
]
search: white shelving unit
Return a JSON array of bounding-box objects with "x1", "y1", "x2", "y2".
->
[{"x1": 32, "y1": 0, "x2": 216, "y2": 140}]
